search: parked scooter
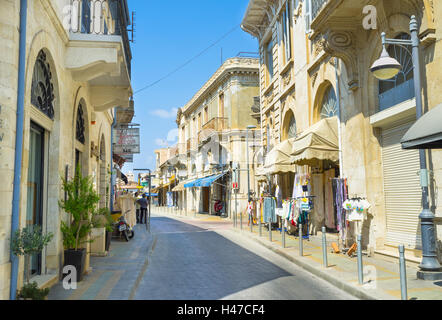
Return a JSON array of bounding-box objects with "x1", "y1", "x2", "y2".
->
[{"x1": 111, "y1": 210, "x2": 135, "y2": 241}]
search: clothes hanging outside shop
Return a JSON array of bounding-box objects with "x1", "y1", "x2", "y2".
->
[{"x1": 263, "y1": 197, "x2": 276, "y2": 223}]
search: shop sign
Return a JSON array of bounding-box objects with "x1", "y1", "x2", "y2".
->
[{"x1": 113, "y1": 125, "x2": 140, "y2": 154}]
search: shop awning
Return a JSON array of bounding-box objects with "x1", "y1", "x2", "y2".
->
[
  {"x1": 184, "y1": 179, "x2": 198, "y2": 188},
  {"x1": 290, "y1": 116, "x2": 339, "y2": 165},
  {"x1": 172, "y1": 181, "x2": 186, "y2": 192},
  {"x1": 263, "y1": 138, "x2": 296, "y2": 174},
  {"x1": 194, "y1": 173, "x2": 226, "y2": 187},
  {"x1": 401, "y1": 103, "x2": 442, "y2": 149}
]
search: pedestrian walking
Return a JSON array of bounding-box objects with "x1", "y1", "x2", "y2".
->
[
  {"x1": 137, "y1": 194, "x2": 149, "y2": 224},
  {"x1": 135, "y1": 192, "x2": 141, "y2": 224}
]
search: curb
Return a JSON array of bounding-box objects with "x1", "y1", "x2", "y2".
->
[{"x1": 231, "y1": 228, "x2": 382, "y2": 301}]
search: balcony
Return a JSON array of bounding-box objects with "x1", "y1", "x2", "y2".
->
[
  {"x1": 65, "y1": 0, "x2": 133, "y2": 111},
  {"x1": 177, "y1": 143, "x2": 186, "y2": 155},
  {"x1": 311, "y1": 0, "x2": 329, "y2": 22},
  {"x1": 186, "y1": 138, "x2": 198, "y2": 153},
  {"x1": 379, "y1": 79, "x2": 415, "y2": 112},
  {"x1": 198, "y1": 117, "x2": 227, "y2": 145}
]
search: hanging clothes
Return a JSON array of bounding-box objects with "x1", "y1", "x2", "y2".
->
[
  {"x1": 263, "y1": 197, "x2": 276, "y2": 223},
  {"x1": 311, "y1": 174, "x2": 325, "y2": 229},
  {"x1": 324, "y1": 169, "x2": 336, "y2": 229}
]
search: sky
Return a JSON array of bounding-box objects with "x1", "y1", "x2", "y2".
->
[{"x1": 123, "y1": 0, "x2": 258, "y2": 174}]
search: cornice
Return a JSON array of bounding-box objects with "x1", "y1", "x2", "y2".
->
[{"x1": 182, "y1": 58, "x2": 259, "y2": 116}]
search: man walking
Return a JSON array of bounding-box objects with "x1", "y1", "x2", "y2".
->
[{"x1": 137, "y1": 194, "x2": 149, "y2": 224}]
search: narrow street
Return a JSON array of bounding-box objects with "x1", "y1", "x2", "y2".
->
[
  {"x1": 48, "y1": 212, "x2": 356, "y2": 300},
  {"x1": 134, "y1": 213, "x2": 356, "y2": 300}
]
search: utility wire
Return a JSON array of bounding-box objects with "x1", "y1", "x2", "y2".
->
[{"x1": 133, "y1": 24, "x2": 241, "y2": 95}]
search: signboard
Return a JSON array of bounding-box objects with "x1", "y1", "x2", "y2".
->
[
  {"x1": 120, "y1": 154, "x2": 134, "y2": 162},
  {"x1": 113, "y1": 125, "x2": 140, "y2": 154}
]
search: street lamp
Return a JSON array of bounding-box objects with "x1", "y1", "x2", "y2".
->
[
  {"x1": 246, "y1": 125, "x2": 257, "y2": 202},
  {"x1": 370, "y1": 16, "x2": 442, "y2": 280},
  {"x1": 247, "y1": 125, "x2": 257, "y2": 230}
]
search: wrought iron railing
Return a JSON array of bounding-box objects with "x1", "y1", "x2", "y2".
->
[
  {"x1": 69, "y1": 0, "x2": 132, "y2": 77},
  {"x1": 311, "y1": 0, "x2": 329, "y2": 21},
  {"x1": 198, "y1": 117, "x2": 227, "y2": 145}
]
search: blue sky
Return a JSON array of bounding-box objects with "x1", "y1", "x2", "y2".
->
[{"x1": 123, "y1": 0, "x2": 258, "y2": 174}]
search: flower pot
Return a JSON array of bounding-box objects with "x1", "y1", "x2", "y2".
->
[
  {"x1": 63, "y1": 248, "x2": 86, "y2": 282},
  {"x1": 105, "y1": 230, "x2": 112, "y2": 251}
]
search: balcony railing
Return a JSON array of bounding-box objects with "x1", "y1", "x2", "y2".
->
[
  {"x1": 198, "y1": 117, "x2": 227, "y2": 145},
  {"x1": 311, "y1": 0, "x2": 329, "y2": 21},
  {"x1": 379, "y1": 79, "x2": 415, "y2": 112},
  {"x1": 186, "y1": 138, "x2": 198, "y2": 152},
  {"x1": 177, "y1": 143, "x2": 186, "y2": 155},
  {"x1": 69, "y1": 0, "x2": 132, "y2": 77}
]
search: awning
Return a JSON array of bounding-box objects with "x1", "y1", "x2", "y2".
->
[
  {"x1": 401, "y1": 103, "x2": 442, "y2": 149},
  {"x1": 172, "y1": 181, "x2": 186, "y2": 192},
  {"x1": 195, "y1": 173, "x2": 226, "y2": 187},
  {"x1": 184, "y1": 173, "x2": 226, "y2": 188},
  {"x1": 263, "y1": 138, "x2": 296, "y2": 174},
  {"x1": 290, "y1": 116, "x2": 339, "y2": 165}
]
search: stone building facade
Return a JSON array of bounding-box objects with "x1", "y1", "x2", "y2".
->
[
  {"x1": 242, "y1": 0, "x2": 442, "y2": 262},
  {"x1": 158, "y1": 57, "x2": 261, "y2": 218},
  {"x1": 0, "y1": 0, "x2": 133, "y2": 299}
]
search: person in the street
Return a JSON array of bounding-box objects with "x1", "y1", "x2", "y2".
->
[
  {"x1": 137, "y1": 194, "x2": 149, "y2": 224},
  {"x1": 135, "y1": 192, "x2": 141, "y2": 224}
]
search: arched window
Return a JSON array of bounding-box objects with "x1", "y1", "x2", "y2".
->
[
  {"x1": 76, "y1": 103, "x2": 86, "y2": 144},
  {"x1": 287, "y1": 114, "x2": 297, "y2": 139},
  {"x1": 320, "y1": 86, "x2": 338, "y2": 119},
  {"x1": 378, "y1": 33, "x2": 415, "y2": 110},
  {"x1": 31, "y1": 50, "x2": 55, "y2": 119}
]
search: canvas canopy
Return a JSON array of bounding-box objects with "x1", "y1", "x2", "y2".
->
[
  {"x1": 290, "y1": 116, "x2": 339, "y2": 165},
  {"x1": 401, "y1": 103, "x2": 442, "y2": 149},
  {"x1": 263, "y1": 138, "x2": 296, "y2": 174}
]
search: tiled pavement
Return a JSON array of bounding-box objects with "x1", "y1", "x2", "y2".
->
[
  {"x1": 48, "y1": 224, "x2": 154, "y2": 300},
  {"x1": 159, "y1": 208, "x2": 442, "y2": 300},
  {"x1": 47, "y1": 207, "x2": 442, "y2": 300}
]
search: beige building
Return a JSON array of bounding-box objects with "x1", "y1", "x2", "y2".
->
[
  {"x1": 242, "y1": 0, "x2": 442, "y2": 262},
  {"x1": 0, "y1": 0, "x2": 133, "y2": 299},
  {"x1": 157, "y1": 57, "x2": 261, "y2": 217}
]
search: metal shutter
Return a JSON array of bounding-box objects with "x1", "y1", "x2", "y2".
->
[{"x1": 382, "y1": 122, "x2": 422, "y2": 249}]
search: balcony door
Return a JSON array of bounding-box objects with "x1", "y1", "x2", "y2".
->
[{"x1": 26, "y1": 122, "x2": 45, "y2": 277}]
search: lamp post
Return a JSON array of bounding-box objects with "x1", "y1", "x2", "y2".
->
[
  {"x1": 247, "y1": 125, "x2": 257, "y2": 228},
  {"x1": 370, "y1": 16, "x2": 442, "y2": 280}
]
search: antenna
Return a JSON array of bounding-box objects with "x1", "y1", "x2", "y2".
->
[{"x1": 128, "y1": 11, "x2": 136, "y2": 43}]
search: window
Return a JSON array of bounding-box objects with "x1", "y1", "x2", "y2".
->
[
  {"x1": 320, "y1": 86, "x2": 338, "y2": 119},
  {"x1": 218, "y1": 93, "x2": 224, "y2": 118},
  {"x1": 281, "y1": 1, "x2": 292, "y2": 64},
  {"x1": 31, "y1": 50, "x2": 55, "y2": 119},
  {"x1": 265, "y1": 40, "x2": 274, "y2": 84},
  {"x1": 76, "y1": 103, "x2": 86, "y2": 144},
  {"x1": 204, "y1": 106, "x2": 208, "y2": 124},
  {"x1": 198, "y1": 113, "x2": 202, "y2": 131},
  {"x1": 378, "y1": 33, "x2": 415, "y2": 111}
]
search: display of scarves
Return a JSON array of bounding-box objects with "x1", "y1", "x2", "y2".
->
[{"x1": 263, "y1": 197, "x2": 276, "y2": 223}]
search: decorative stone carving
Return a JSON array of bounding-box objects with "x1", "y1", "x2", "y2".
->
[
  {"x1": 322, "y1": 30, "x2": 360, "y2": 90},
  {"x1": 312, "y1": 36, "x2": 326, "y2": 57},
  {"x1": 283, "y1": 71, "x2": 291, "y2": 87}
]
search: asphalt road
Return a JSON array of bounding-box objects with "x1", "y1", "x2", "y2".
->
[{"x1": 133, "y1": 213, "x2": 357, "y2": 300}]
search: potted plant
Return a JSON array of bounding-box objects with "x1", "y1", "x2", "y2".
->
[
  {"x1": 91, "y1": 207, "x2": 114, "y2": 253},
  {"x1": 59, "y1": 165, "x2": 100, "y2": 282},
  {"x1": 16, "y1": 282, "x2": 50, "y2": 300},
  {"x1": 11, "y1": 225, "x2": 53, "y2": 299}
]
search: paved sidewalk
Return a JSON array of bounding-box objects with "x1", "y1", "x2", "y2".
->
[
  {"x1": 48, "y1": 224, "x2": 154, "y2": 300},
  {"x1": 159, "y1": 208, "x2": 442, "y2": 300}
]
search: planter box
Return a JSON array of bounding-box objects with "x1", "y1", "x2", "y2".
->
[
  {"x1": 63, "y1": 248, "x2": 86, "y2": 282},
  {"x1": 90, "y1": 227, "x2": 106, "y2": 256}
]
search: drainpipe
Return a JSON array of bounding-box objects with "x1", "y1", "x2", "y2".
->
[
  {"x1": 110, "y1": 107, "x2": 116, "y2": 211},
  {"x1": 334, "y1": 58, "x2": 344, "y2": 178},
  {"x1": 10, "y1": 0, "x2": 28, "y2": 300}
]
